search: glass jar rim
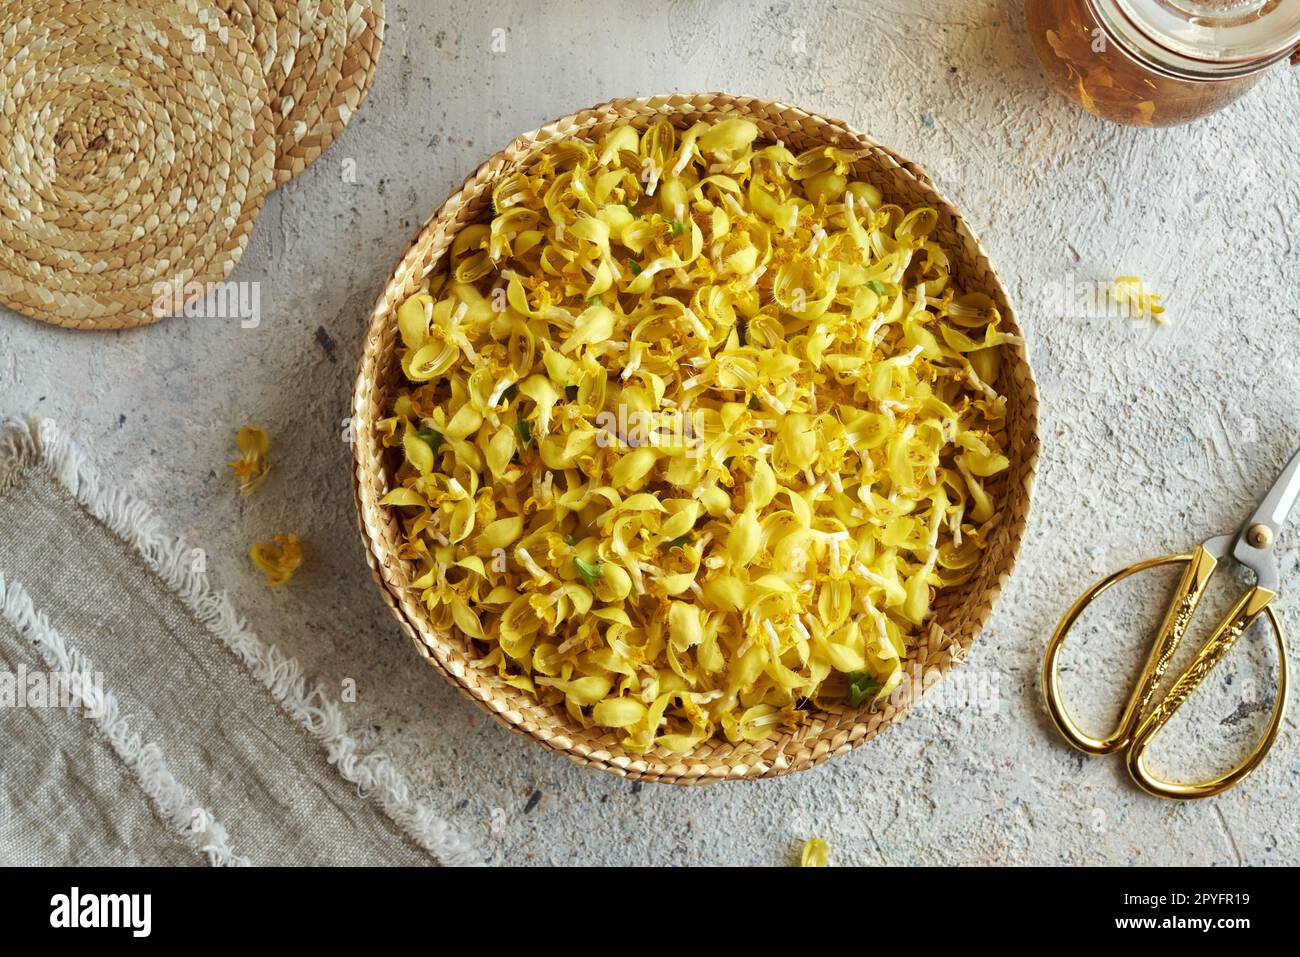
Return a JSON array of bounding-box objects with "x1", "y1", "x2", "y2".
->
[{"x1": 1090, "y1": 0, "x2": 1300, "y2": 79}]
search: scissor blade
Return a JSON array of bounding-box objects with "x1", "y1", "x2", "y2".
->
[{"x1": 1243, "y1": 445, "x2": 1300, "y2": 543}]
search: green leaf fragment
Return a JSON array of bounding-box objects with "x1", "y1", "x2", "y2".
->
[
  {"x1": 847, "y1": 673, "x2": 881, "y2": 707},
  {"x1": 416, "y1": 428, "x2": 444, "y2": 455},
  {"x1": 574, "y1": 556, "x2": 603, "y2": 590}
]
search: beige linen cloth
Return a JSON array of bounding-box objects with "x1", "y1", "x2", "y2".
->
[{"x1": 0, "y1": 417, "x2": 480, "y2": 866}]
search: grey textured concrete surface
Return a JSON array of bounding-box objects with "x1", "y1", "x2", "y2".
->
[{"x1": 2, "y1": 0, "x2": 1299, "y2": 865}]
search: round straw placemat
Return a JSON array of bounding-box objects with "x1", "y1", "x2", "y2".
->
[
  {"x1": 266, "y1": 0, "x2": 386, "y2": 185},
  {"x1": 352, "y1": 93, "x2": 1041, "y2": 784},
  {"x1": 0, "y1": 0, "x2": 275, "y2": 330}
]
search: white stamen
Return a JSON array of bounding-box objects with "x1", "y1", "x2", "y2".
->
[
  {"x1": 452, "y1": 332, "x2": 477, "y2": 363},
  {"x1": 763, "y1": 619, "x2": 780, "y2": 652},
  {"x1": 516, "y1": 547, "x2": 548, "y2": 581},
  {"x1": 487, "y1": 377, "x2": 515, "y2": 408},
  {"x1": 758, "y1": 389, "x2": 787, "y2": 415}
]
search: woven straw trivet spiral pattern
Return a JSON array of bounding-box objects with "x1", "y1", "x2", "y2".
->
[
  {"x1": 215, "y1": 0, "x2": 293, "y2": 81},
  {"x1": 352, "y1": 93, "x2": 1042, "y2": 785},
  {"x1": 0, "y1": 0, "x2": 275, "y2": 330},
  {"x1": 246, "y1": 0, "x2": 385, "y2": 185}
]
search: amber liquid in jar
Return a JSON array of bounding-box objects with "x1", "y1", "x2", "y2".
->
[{"x1": 1026, "y1": 0, "x2": 1260, "y2": 126}]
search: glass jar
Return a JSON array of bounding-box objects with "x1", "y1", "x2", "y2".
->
[{"x1": 1026, "y1": 0, "x2": 1300, "y2": 126}]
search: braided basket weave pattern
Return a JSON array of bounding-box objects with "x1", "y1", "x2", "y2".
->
[
  {"x1": 264, "y1": 0, "x2": 386, "y2": 185},
  {"x1": 0, "y1": 0, "x2": 276, "y2": 330},
  {"x1": 352, "y1": 93, "x2": 1040, "y2": 784},
  {"x1": 1, "y1": 0, "x2": 385, "y2": 329},
  {"x1": 199, "y1": 0, "x2": 386, "y2": 185}
]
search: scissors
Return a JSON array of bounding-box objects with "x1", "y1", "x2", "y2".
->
[{"x1": 1042, "y1": 446, "x2": 1296, "y2": 800}]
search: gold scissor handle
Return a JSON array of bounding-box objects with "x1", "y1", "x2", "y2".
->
[
  {"x1": 1043, "y1": 547, "x2": 1215, "y2": 755},
  {"x1": 1042, "y1": 545, "x2": 1289, "y2": 799},
  {"x1": 1127, "y1": 588, "x2": 1288, "y2": 800}
]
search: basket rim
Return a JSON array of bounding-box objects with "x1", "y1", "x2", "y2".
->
[{"x1": 350, "y1": 92, "x2": 1041, "y2": 784}]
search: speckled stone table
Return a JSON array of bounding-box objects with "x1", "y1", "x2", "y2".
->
[{"x1": 2, "y1": 0, "x2": 1297, "y2": 865}]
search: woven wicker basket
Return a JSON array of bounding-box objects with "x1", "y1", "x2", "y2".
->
[{"x1": 352, "y1": 93, "x2": 1040, "y2": 784}]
